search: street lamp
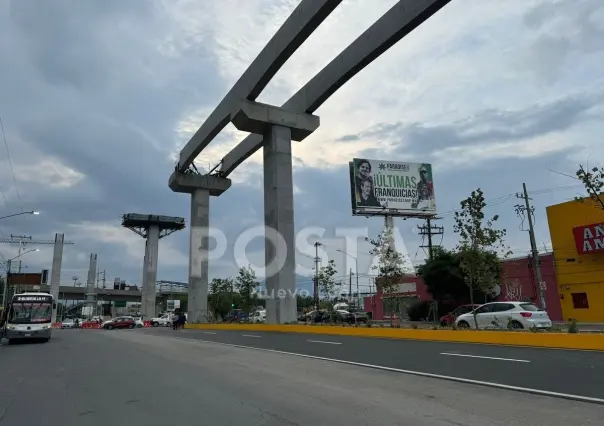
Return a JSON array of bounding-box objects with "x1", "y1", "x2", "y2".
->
[
  {"x1": 337, "y1": 249, "x2": 360, "y2": 306},
  {"x1": 2, "y1": 249, "x2": 40, "y2": 309},
  {"x1": 0, "y1": 210, "x2": 39, "y2": 220}
]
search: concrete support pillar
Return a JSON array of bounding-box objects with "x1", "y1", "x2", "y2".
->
[
  {"x1": 263, "y1": 125, "x2": 297, "y2": 324},
  {"x1": 189, "y1": 188, "x2": 210, "y2": 323},
  {"x1": 168, "y1": 172, "x2": 231, "y2": 324},
  {"x1": 142, "y1": 225, "x2": 160, "y2": 318},
  {"x1": 140, "y1": 251, "x2": 147, "y2": 316},
  {"x1": 50, "y1": 233, "x2": 64, "y2": 323},
  {"x1": 86, "y1": 253, "x2": 97, "y2": 303},
  {"x1": 230, "y1": 100, "x2": 319, "y2": 324}
]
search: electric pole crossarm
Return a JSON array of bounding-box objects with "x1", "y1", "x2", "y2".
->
[{"x1": 0, "y1": 238, "x2": 74, "y2": 244}]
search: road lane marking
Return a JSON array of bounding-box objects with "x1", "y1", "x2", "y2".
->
[
  {"x1": 440, "y1": 353, "x2": 530, "y2": 363},
  {"x1": 169, "y1": 336, "x2": 604, "y2": 405},
  {"x1": 242, "y1": 334, "x2": 261, "y2": 338},
  {"x1": 308, "y1": 339, "x2": 342, "y2": 345},
  {"x1": 203, "y1": 331, "x2": 217, "y2": 335}
]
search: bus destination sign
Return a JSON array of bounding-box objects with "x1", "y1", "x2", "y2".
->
[{"x1": 14, "y1": 295, "x2": 53, "y2": 303}]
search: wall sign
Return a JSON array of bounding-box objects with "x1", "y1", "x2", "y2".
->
[{"x1": 572, "y1": 222, "x2": 604, "y2": 254}]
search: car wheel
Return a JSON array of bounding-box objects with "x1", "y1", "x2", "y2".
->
[
  {"x1": 511, "y1": 320, "x2": 524, "y2": 330},
  {"x1": 152, "y1": 322, "x2": 159, "y2": 327},
  {"x1": 136, "y1": 324, "x2": 143, "y2": 328},
  {"x1": 128, "y1": 324, "x2": 135, "y2": 329},
  {"x1": 457, "y1": 321, "x2": 470, "y2": 329},
  {"x1": 106, "y1": 325, "x2": 114, "y2": 330},
  {"x1": 41, "y1": 338, "x2": 49, "y2": 343}
]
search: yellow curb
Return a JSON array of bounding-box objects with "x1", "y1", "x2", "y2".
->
[{"x1": 184, "y1": 324, "x2": 604, "y2": 351}]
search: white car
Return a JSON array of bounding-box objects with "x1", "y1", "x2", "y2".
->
[
  {"x1": 455, "y1": 301, "x2": 552, "y2": 330},
  {"x1": 132, "y1": 317, "x2": 145, "y2": 328},
  {"x1": 150, "y1": 314, "x2": 173, "y2": 327},
  {"x1": 250, "y1": 310, "x2": 266, "y2": 324}
]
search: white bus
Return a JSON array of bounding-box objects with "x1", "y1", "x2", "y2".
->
[{"x1": 3, "y1": 292, "x2": 53, "y2": 343}]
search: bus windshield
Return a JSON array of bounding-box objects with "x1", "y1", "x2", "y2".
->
[{"x1": 9, "y1": 302, "x2": 53, "y2": 324}]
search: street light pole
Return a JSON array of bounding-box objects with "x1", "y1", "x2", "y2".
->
[
  {"x1": 0, "y1": 211, "x2": 39, "y2": 220},
  {"x1": 337, "y1": 249, "x2": 359, "y2": 307}
]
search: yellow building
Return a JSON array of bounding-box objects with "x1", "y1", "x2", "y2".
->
[{"x1": 546, "y1": 197, "x2": 604, "y2": 322}]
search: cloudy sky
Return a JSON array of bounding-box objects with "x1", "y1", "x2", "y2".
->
[{"x1": 0, "y1": 0, "x2": 602, "y2": 294}]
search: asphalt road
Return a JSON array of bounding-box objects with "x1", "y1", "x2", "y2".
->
[
  {"x1": 1, "y1": 330, "x2": 602, "y2": 426},
  {"x1": 142, "y1": 328, "x2": 604, "y2": 401}
]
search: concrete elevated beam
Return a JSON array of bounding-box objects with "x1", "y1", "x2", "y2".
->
[
  {"x1": 231, "y1": 100, "x2": 319, "y2": 141},
  {"x1": 177, "y1": 0, "x2": 341, "y2": 170},
  {"x1": 219, "y1": 0, "x2": 451, "y2": 176}
]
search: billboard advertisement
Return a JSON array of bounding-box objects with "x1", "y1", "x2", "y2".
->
[{"x1": 350, "y1": 158, "x2": 436, "y2": 216}]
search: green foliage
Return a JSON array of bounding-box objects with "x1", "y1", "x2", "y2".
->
[
  {"x1": 417, "y1": 247, "x2": 466, "y2": 302},
  {"x1": 234, "y1": 265, "x2": 260, "y2": 314},
  {"x1": 453, "y1": 188, "x2": 510, "y2": 297},
  {"x1": 367, "y1": 223, "x2": 408, "y2": 296},
  {"x1": 567, "y1": 319, "x2": 578, "y2": 334},
  {"x1": 406, "y1": 300, "x2": 431, "y2": 321},
  {"x1": 312, "y1": 259, "x2": 339, "y2": 299},
  {"x1": 208, "y1": 277, "x2": 235, "y2": 321},
  {"x1": 575, "y1": 165, "x2": 604, "y2": 209}
]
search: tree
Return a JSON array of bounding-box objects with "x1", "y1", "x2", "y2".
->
[
  {"x1": 575, "y1": 165, "x2": 604, "y2": 210},
  {"x1": 417, "y1": 247, "x2": 467, "y2": 302},
  {"x1": 453, "y1": 188, "x2": 510, "y2": 329},
  {"x1": 234, "y1": 265, "x2": 260, "y2": 315},
  {"x1": 313, "y1": 260, "x2": 338, "y2": 300},
  {"x1": 208, "y1": 277, "x2": 234, "y2": 321},
  {"x1": 367, "y1": 221, "x2": 409, "y2": 324}
]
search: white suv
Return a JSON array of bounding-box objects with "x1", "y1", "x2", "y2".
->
[{"x1": 455, "y1": 301, "x2": 552, "y2": 330}]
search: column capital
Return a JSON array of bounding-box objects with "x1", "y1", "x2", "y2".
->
[
  {"x1": 231, "y1": 100, "x2": 319, "y2": 141},
  {"x1": 169, "y1": 172, "x2": 231, "y2": 196}
]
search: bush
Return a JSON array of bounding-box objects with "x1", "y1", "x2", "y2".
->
[{"x1": 407, "y1": 300, "x2": 431, "y2": 321}]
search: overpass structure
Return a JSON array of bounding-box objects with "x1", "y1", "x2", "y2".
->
[
  {"x1": 169, "y1": 0, "x2": 451, "y2": 324},
  {"x1": 38, "y1": 284, "x2": 187, "y2": 303}
]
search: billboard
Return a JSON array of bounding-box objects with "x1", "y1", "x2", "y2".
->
[{"x1": 349, "y1": 158, "x2": 436, "y2": 217}]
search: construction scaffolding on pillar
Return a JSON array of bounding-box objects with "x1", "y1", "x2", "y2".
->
[
  {"x1": 168, "y1": 172, "x2": 231, "y2": 325},
  {"x1": 121, "y1": 214, "x2": 185, "y2": 319}
]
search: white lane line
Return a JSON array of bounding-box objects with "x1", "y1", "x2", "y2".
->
[
  {"x1": 242, "y1": 334, "x2": 261, "y2": 338},
  {"x1": 308, "y1": 339, "x2": 342, "y2": 345},
  {"x1": 440, "y1": 352, "x2": 531, "y2": 363},
  {"x1": 203, "y1": 331, "x2": 217, "y2": 335},
  {"x1": 169, "y1": 336, "x2": 604, "y2": 405}
]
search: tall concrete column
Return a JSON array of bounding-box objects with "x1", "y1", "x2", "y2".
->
[
  {"x1": 263, "y1": 125, "x2": 297, "y2": 324},
  {"x1": 230, "y1": 100, "x2": 319, "y2": 324},
  {"x1": 189, "y1": 188, "x2": 210, "y2": 323},
  {"x1": 86, "y1": 253, "x2": 97, "y2": 302},
  {"x1": 142, "y1": 225, "x2": 160, "y2": 318},
  {"x1": 140, "y1": 251, "x2": 147, "y2": 316},
  {"x1": 168, "y1": 172, "x2": 231, "y2": 324},
  {"x1": 50, "y1": 233, "x2": 64, "y2": 323}
]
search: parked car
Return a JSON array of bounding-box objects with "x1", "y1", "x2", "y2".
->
[
  {"x1": 440, "y1": 304, "x2": 480, "y2": 326},
  {"x1": 348, "y1": 308, "x2": 369, "y2": 324},
  {"x1": 455, "y1": 301, "x2": 552, "y2": 330},
  {"x1": 150, "y1": 314, "x2": 173, "y2": 327},
  {"x1": 102, "y1": 316, "x2": 136, "y2": 330},
  {"x1": 250, "y1": 310, "x2": 266, "y2": 324},
  {"x1": 61, "y1": 318, "x2": 77, "y2": 329},
  {"x1": 224, "y1": 309, "x2": 249, "y2": 323},
  {"x1": 132, "y1": 316, "x2": 145, "y2": 328}
]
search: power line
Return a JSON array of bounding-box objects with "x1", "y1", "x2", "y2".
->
[{"x1": 0, "y1": 116, "x2": 23, "y2": 212}]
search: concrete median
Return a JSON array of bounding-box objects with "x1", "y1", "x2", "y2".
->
[{"x1": 184, "y1": 323, "x2": 604, "y2": 351}]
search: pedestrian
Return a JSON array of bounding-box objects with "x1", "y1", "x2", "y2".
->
[
  {"x1": 172, "y1": 312, "x2": 178, "y2": 331},
  {"x1": 178, "y1": 312, "x2": 186, "y2": 330}
]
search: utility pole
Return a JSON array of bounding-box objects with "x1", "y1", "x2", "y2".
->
[
  {"x1": 417, "y1": 218, "x2": 444, "y2": 259},
  {"x1": 516, "y1": 183, "x2": 547, "y2": 310},
  {"x1": 348, "y1": 268, "x2": 352, "y2": 302},
  {"x1": 1, "y1": 259, "x2": 11, "y2": 310},
  {"x1": 313, "y1": 242, "x2": 321, "y2": 309}
]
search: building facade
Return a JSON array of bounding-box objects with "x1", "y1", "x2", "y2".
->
[
  {"x1": 364, "y1": 254, "x2": 563, "y2": 321},
  {"x1": 546, "y1": 197, "x2": 604, "y2": 322}
]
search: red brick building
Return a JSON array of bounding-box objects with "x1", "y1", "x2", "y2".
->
[{"x1": 364, "y1": 254, "x2": 562, "y2": 321}]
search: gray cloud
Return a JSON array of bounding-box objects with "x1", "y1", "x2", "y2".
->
[{"x1": 338, "y1": 92, "x2": 600, "y2": 158}]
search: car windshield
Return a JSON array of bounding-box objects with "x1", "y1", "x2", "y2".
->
[
  {"x1": 8, "y1": 302, "x2": 52, "y2": 324},
  {"x1": 520, "y1": 303, "x2": 541, "y2": 312}
]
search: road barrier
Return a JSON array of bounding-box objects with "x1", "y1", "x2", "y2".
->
[{"x1": 184, "y1": 323, "x2": 604, "y2": 351}]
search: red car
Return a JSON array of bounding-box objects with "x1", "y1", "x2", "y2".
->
[
  {"x1": 440, "y1": 304, "x2": 480, "y2": 326},
  {"x1": 103, "y1": 316, "x2": 136, "y2": 330}
]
